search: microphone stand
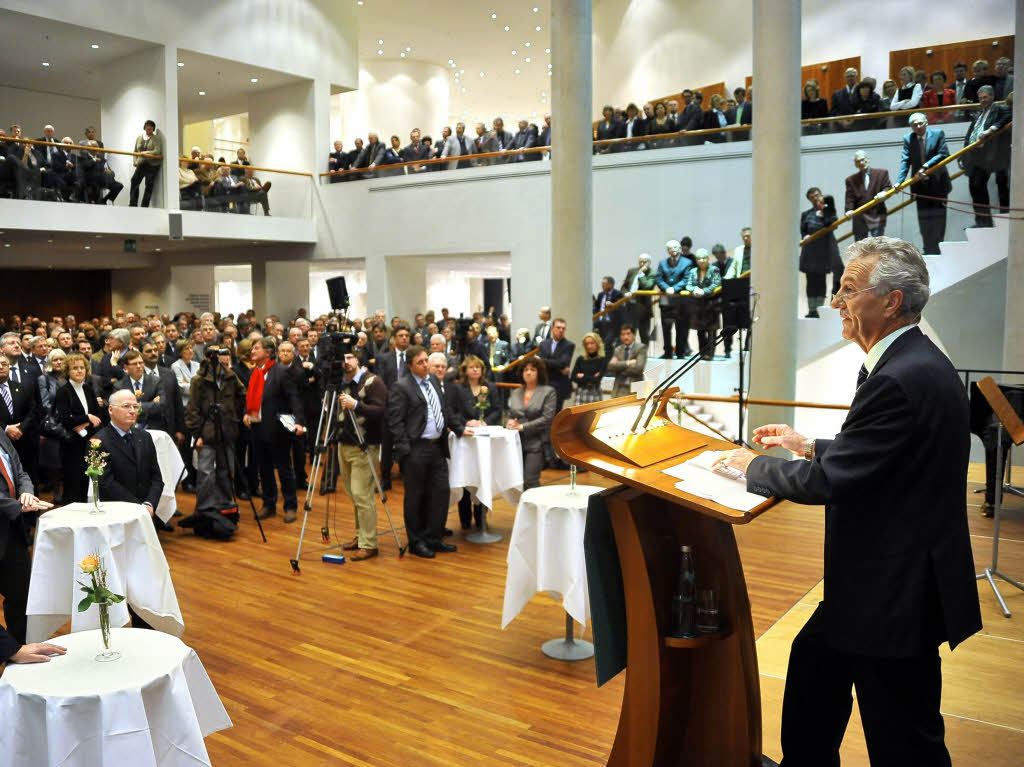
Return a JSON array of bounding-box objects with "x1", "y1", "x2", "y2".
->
[{"x1": 632, "y1": 330, "x2": 726, "y2": 432}]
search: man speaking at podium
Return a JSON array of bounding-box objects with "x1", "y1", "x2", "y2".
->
[{"x1": 718, "y1": 236, "x2": 981, "y2": 765}]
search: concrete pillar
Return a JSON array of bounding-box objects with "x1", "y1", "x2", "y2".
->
[
  {"x1": 161, "y1": 45, "x2": 180, "y2": 212},
  {"x1": 1004, "y1": 0, "x2": 1024, "y2": 369},
  {"x1": 747, "y1": 0, "x2": 801, "y2": 440},
  {"x1": 384, "y1": 257, "x2": 428, "y2": 324},
  {"x1": 265, "y1": 261, "x2": 311, "y2": 320},
  {"x1": 251, "y1": 258, "x2": 267, "y2": 319},
  {"x1": 550, "y1": 0, "x2": 594, "y2": 345}
]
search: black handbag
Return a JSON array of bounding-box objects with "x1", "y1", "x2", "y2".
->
[{"x1": 40, "y1": 413, "x2": 73, "y2": 442}]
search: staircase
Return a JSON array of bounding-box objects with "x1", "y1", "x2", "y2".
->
[{"x1": 798, "y1": 216, "x2": 1011, "y2": 366}]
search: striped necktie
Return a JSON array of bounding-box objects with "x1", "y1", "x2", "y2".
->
[
  {"x1": 421, "y1": 379, "x2": 444, "y2": 433},
  {"x1": 0, "y1": 383, "x2": 13, "y2": 417}
]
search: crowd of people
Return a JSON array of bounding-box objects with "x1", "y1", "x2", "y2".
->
[{"x1": 327, "y1": 58, "x2": 1012, "y2": 180}]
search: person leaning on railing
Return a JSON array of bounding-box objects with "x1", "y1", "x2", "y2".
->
[
  {"x1": 801, "y1": 79, "x2": 829, "y2": 135},
  {"x1": 920, "y1": 70, "x2": 958, "y2": 125},
  {"x1": 960, "y1": 85, "x2": 1011, "y2": 229}
]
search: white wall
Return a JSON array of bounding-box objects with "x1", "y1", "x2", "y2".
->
[
  {"x1": 0, "y1": 86, "x2": 101, "y2": 143},
  {"x1": 264, "y1": 261, "x2": 311, "y2": 320},
  {"x1": 592, "y1": 0, "x2": 1013, "y2": 116},
  {"x1": 338, "y1": 59, "x2": 452, "y2": 147},
  {"x1": 99, "y1": 46, "x2": 167, "y2": 207},
  {"x1": 111, "y1": 265, "x2": 171, "y2": 315},
  {"x1": 168, "y1": 264, "x2": 216, "y2": 316},
  {"x1": 249, "y1": 82, "x2": 315, "y2": 219}
]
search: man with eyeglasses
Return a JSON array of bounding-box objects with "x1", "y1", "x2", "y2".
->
[
  {"x1": 895, "y1": 112, "x2": 951, "y2": 254},
  {"x1": 717, "y1": 236, "x2": 980, "y2": 765}
]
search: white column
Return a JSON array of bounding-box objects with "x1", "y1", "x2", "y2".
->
[
  {"x1": 161, "y1": 45, "x2": 180, "y2": 211},
  {"x1": 550, "y1": 0, "x2": 593, "y2": 342},
  {"x1": 747, "y1": 0, "x2": 801, "y2": 440},
  {"x1": 251, "y1": 259, "x2": 267, "y2": 319},
  {"x1": 1004, "y1": 0, "x2": 1024, "y2": 369}
]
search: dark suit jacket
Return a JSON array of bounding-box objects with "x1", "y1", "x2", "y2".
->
[
  {"x1": 387, "y1": 373, "x2": 462, "y2": 462},
  {"x1": 94, "y1": 424, "x2": 163, "y2": 510},
  {"x1": 451, "y1": 381, "x2": 502, "y2": 426},
  {"x1": 897, "y1": 128, "x2": 951, "y2": 197},
  {"x1": 251, "y1": 361, "x2": 304, "y2": 440},
  {"x1": 830, "y1": 86, "x2": 859, "y2": 116},
  {"x1": 0, "y1": 374, "x2": 41, "y2": 439},
  {"x1": 963, "y1": 104, "x2": 1012, "y2": 172},
  {"x1": 53, "y1": 378, "x2": 105, "y2": 435},
  {"x1": 375, "y1": 348, "x2": 409, "y2": 388},
  {"x1": 621, "y1": 266, "x2": 658, "y2": 318},
  {"x1": 537, "y1": 337, "x2": 575, "y2": 399},
  {"x1": 844, "y1": 167, "x2": 892, "y2": 227},
  {"x1": 594, "y1": 289, "x2": 625, "y2": 330},
  {"x1": 0, "y1": 430, "x2": 32, "y2": 561},
  {"x1": 726, "y1": 101, "x2": 753, "y2": 126},
  {"x1": 595, "y1": 119, "x2": 625, "y2": 152},
  {"x1": 746, "y1": 327, "x2": 982, "y2": 658},
  {"x1": 115, "y1": 370, "x2": 183, "y2": 434}
]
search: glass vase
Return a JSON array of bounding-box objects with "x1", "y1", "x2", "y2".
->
[
  {"x1": 90, "y1": 477, "x2": 103, "y2": 514},
  {"x1": 94, "y1": 602, "x2": 121, "y2": 662}
]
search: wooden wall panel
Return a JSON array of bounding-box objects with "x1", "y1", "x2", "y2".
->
[
  {"x1": 889, "y1": 36, "x2": 1014, "y2": 83},
  {"x1": 0, "y1": 269, "x2": 112, "y2": 322}
]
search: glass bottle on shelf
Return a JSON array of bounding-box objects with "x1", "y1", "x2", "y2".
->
[{"x1": 671, "y1": 545, "x2": 697, "y2": 638}]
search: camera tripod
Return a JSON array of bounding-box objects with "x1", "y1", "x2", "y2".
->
[{"x1": 290, "y1": 380, "x2": 405, "y2": 573}]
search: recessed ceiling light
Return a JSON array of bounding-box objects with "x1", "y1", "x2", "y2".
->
[
  {"x1": 525, "y1": 57, "x2": 531, "y2": 63},
  {"x1": 250, "y1": 77, "x2": 259, "y2": 83},
  {"x1": 378, "y1": 39, "x2": 384, "y2": 45},
  {"x1": 533, "y1": 6, "x2": 539, "y2": 12},
  {"x1": 459, "y1": 69, "x2": 465, "y2": 74},
  {"x1": 448, "y1": 58, "x2": 454, "y2": 64},
  {"x1": 479, "y1": 71, "x2": 485, "y2": 77},
  {"x1": 377, "y1": 49, "x2": 383, "y2": 55},
  {"x1": 547, "y1": 63, "x2": 552, "y2": 68},
  {"x1": 41, "y1": 62, "x2": 50, "y2": 67},
  {"x1": 504, "y1": 25, "x2": 510, "y2": 31},
  {"x1": 514, "y1": 68, "x2": 520, "y2": 74},
  {"x1": 90, "y1": 44, "x2": 100, "y2": 49},
  {"x1": 532, "y1": 111, "x2": 538, "y2": 117},
  {"x1": 491, "y1": 13, "x2": 497, "y2": 19},
  {"x1": 84, "y1": 245, "x2": 91, "y2": 250},
  {"x1": 548, "y1": 71, "x2": 552, "y2": 76},
  {"x1": 536, "y1": 26, "x2": 542, "y2": 31},
  {"x1": 512, "y1": 50, "x2": 517, "y2": 55},
  {"x1": 400, "y1": 52, "x2": 406, "y2": 57},
  {"x1": 356, "y1": 1, "x2": 364, "y2": 5},
  {"x1": 541, "y1": 98, "x2": 547, "y2": 103},
  {"x1": 199, "y1": 90, "x2": 206, "y2": 95},
  {"x1": 541, "y1": 91, "x2": 546, "y2": 97},
  {"x1": 461, "y1": 87, "x2": 467, "y2": 93},
  {"x1": 525, "y1": 41, "x2": 531, "y2": 47},
  {"x1": 405, "y1": 46, "x2": 411, "y2": 52},
  {"x1": 177, "y1": 62, "x2": 184, "y2": 67},
  {"x1": 545, "y1": 48, "x2": 551, "y2": 53}
]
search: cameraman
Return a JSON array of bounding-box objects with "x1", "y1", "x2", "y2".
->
[
  {"x1": 336, "y1": 348, "x2": 388, "y2": 560},
  {"x1": 184, "y1": 346, "x2": 244, "y2": 514}
]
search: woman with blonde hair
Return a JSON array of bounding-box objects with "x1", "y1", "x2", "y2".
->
[
  {"x1": 570, "y1": 332, "x2": 607, "y2": 404},
  {"x1": 890, "y1": 65, "x2": 923, "y2": 127},
  {"x1": 451, "y1": 354, "x2": 502, "y2": 529}
]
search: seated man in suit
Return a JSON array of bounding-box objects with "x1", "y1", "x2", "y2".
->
[
  {"x1": 80, "y1": 140, "x2": 123, "y2": 204},
  {"x1": 0, "y1": 427, "x2": 53, "y2": 658},
  {"x1": 388, "y1": 346, "x2": 465, "y2": 559},
  {"x1": 94, "y1": 390, "x2": 167, "y2": 624}
]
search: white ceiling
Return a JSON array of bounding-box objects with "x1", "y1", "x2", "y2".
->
[
  {"x1": 354, "y1": 0, "x2": 553, "y2": 126},
  {"x1": 177, "y1": 51, "x2": 309, "y2": 124},
  {"x1": 0, "y1": 9, "x2": 156, "y2": 100}
]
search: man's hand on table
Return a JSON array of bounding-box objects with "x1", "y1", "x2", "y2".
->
[
  {"x1": 20, "y1": 493, "x2": 53, "y2": 512},
  {"x1": 10, "y1": 642, "x2": 66, "y2": 664}
]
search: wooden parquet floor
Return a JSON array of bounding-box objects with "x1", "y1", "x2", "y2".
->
[{"x1": 9, "y1": 463, "x2": 1024, "y2": 765}]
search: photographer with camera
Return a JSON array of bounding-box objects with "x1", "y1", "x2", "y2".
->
[
  {"x1": 182, "y1": 346, "x2": 244, "y2": 538},
  {"x1": 334, "y1": 347, "x2": 388, "y2": 560},
  {"x1": 799, "y1": 187, "x2": 843, "y2": 318}
]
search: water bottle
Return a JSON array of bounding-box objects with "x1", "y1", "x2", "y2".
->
[{"x1": 671, "y1": 545, "x2": 697, "y2": 638}]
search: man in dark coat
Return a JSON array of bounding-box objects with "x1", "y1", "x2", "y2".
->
[{"x1": 718, "y1": 236, "x2": 981, "y2": 766}]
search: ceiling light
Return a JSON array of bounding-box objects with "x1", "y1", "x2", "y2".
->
[
  {"x1": 533, "y1": 6, "x2": 540, "y2": 11},
  {"x1": 532, "y1": 111, "x2": 538, "y2": 117},
  {"x1": 448, "y1": 58, "x2": 454, "y2": 64},
  {"x1": 459, "y1": 69, "x2": 464, "y2": 74},
  {"x1": 250, "y1": 77, "x2": 259, "y2": 83},
  {"x1": 41, "y1": 62, "x2": 50, "y2": 67},
  {"x1": 545, "y1": 48, "x2": 551, "y2": 53},
  {"x1": 2, "y1": 244, "x2": 9, "y2": 248},
  {"x1": 377, "y1": 49, "x2": 383, "y2": 55},
  {"x1": 548, "y1": 71, "x2": 552, "y2": 76},
  {"x1": 491, "y1": 13, "x2": 497, "y2": 19},
  {"x1": 541, "y1": 98, "x2": 547, "y2": 103},
  {"x1": 504, "y1": 25, "x2": 510, "y2": 31},
  {"x1": 177, "y1": 62, "x2": 184, "y2": 67},
  {"x1": 83, "y1": 245, "x2": 91, "y2": 250},
  {"x1": 378, "y1": 39, "x2": 384, "y2": 45},
  {"x1": 90, "y1": 44, "x2": 100, "y2": 49},
  {"x1": 525, "y1": 57, "x2": 531, "y2": 63},
  {"x1": 512, "y1": 50, "x2": 517, "y2": 55},
  {"x1": 47, "y1": 239, "x2": 53, "y2": 243},
  {"x1": 537, "y1": 26, "x2": 542, "y2": 31},
  {"x1": 405, "y1": 46, "x2": 411, "y2": 51},
  {"x1": 461, "y1": 87, "x2": 467, "y2": 93},
  {"x1": 525, "y1": 41, "x2": 531, "y2": 47},
  {"x1": 548, "y1": 63, "x2": 552, "y2": 68},
  {"x1": 479, "y1": 71, "x2": 485, "y2": 77},
  {"x1": 155, "y1": 248, "x2": 161, "y2": 252},
  {"x1": 199, "y1": 90, "x2": 206, "y2": 95},
  {"x1": 357, "y1": 1, "x2": 364, "y2": 5},
  {"x1": 541, "y1": 91, "x2": 546, "y2": 96},
  {"x1": 514, "y1": 68, "x2": 520, "y2": 74},
  {"x1": 400, "y1": 52, "x2": 406, "y2": 57}
]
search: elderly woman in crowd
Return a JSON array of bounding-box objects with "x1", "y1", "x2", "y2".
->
[
  {"x1": 571, "y1": 331, "x2": 607, "y2": 404},
  {"x1": 53, "y1": 352, "x2": 106, "y2": 503},
  {"x1": 505, "y1": 358, "x2": 557, "y2": 490},
  {"x1": 172, "y1": 339, "x2": 200, "y2": 407},
  {"x1": 685, "y1": 249, "x2": 723, "y2": 359}
]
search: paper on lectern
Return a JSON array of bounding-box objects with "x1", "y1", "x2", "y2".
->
[{"x1": 662, "y1": 450, "x2": 767, "y2": 512}]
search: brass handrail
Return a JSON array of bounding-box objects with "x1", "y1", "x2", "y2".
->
[
  {"x1": 181, "y1": 156, "x2": 312, "y2": 178},
  {"x1": 678, "y1": 393, "x2": 851, "y2": 411},
  {"x1": 490, "y1": 347, "x2": 539, "y2": 375},
  {"x1": 799, "y1": 120, "x2": 1012, "y2": 248},
  {"x1": 2, "y1": 135, "x2": 161, "y2": 161},
  {"x1": 834, "y1": 168, "x2": 968, "y2": 244}
]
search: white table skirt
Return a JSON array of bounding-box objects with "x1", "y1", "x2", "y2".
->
[
  {"x1": 501, "y1": 484, "x2": 605, "y2": 629},
  {"x1": 0, "y1": 628, "x2": 231, "y2": 767},
  {"x1": 86, "y1": 429, "x2": 185, "y2": 523},
  {"x1": 27, "y1": 502, "x2": 185, "y2": 643},
  {"x1": 447, "y1": 425, "x2": 524, "y2": 509}
]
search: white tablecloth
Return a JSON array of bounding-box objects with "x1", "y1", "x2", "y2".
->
[
  {"x1": 86, "y1": 429, "x2": 186, "y2": 523},
  {"x1": 0, "y1": 628, "x2": 231, "y2": 767},
  {"x1": 448, "y1": 425, "x2": 524, "y2": 509},
  {"x1": 501, "y1": 484, "x2": 605, "y2": 629},
  {"x1": 26, "y1": 502, "x2": 185, "y2": 643}
]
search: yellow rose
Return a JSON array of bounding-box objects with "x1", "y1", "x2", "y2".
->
[
  {"x1": 79, "y1": 554, "x2": 101, "y2": 573},
  {"x1": 89, "y1": 438, "x2": 102, "y2": 448}
]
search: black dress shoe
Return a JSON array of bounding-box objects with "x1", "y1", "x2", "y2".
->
[
  {"x1": 154, "y1": 517, "x2": 174, "y2": 532},
  {"x1": 429, "y1": 541, "x2": 457, "y2": 553},
  {"x1": 410, "y1": 541, "x2": 436, "y2": 558},
  {"x1": 256, "y1": 506, "x2": 276, "y2": 520},
  {"x1": 237, "y1": 491, "x2": 251, "y2": 501},
  {"x1": 443, "y1": 527, "x2": 454, "y2": 536}
]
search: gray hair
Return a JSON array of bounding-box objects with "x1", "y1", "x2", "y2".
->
[
  {"x1": 29, "y1": 335, "x2": 46, "y2": 347},
  {"x1": 845, "y1": 236, "x2": 930, "y2": 321},
  {"x1": 665, "y1": 239, "x2": 681, "y2": 252},
  {"x1": 638, "y1": 253, "x2": 651, "y2": 262},
  {"x1": 908, "y1": 112, "x2": 927, "y2": 125},
  {"x1": 853, "y1": 150, "x2": 868, "y2": 161},
  {"x1": 45, "y1": 348, "x2": 66, "y2": 372},
  {"x1": 0, "y1": 331, "x2": 20, "y2": 347},
  {"x1": 977, "y1": 85, "x2": 995, "y2": 98},
  {"x1": 430, "y1": 333, "x2": 446, "y2": 346},
  {"x1": 109, "y1": 389, "x2": 136, "y2": 408},
  {"x1": 109, "y1": 328, "x2": 131, "y2": 347}
]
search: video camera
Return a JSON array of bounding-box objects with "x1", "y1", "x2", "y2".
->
[{"x1": 320, "y1": 330, "x2": 358, "y2": 388}]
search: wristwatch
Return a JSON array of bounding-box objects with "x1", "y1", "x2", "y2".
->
[{"x1": 803, "y1": 438, "x2": 814, "y2": 461}]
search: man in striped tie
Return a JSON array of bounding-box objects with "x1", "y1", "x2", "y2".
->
[{"x1": 387, "y1": 345, "x2": 467, "y2": 558}]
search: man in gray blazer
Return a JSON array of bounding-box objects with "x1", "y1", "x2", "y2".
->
[
  {"x1": 438, "y1": 126, "x2": 461, "y2": 171},
  {"x1": 470, "y1": 123, "x2": 498, "y2": 166},
  {"x1": 606, "y1": 325, "x2": 647, "y2": 398}
]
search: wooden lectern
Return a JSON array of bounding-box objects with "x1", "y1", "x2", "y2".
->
[{"x1": 551, "y1": 391, "x2": 778, "y2": 767}]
